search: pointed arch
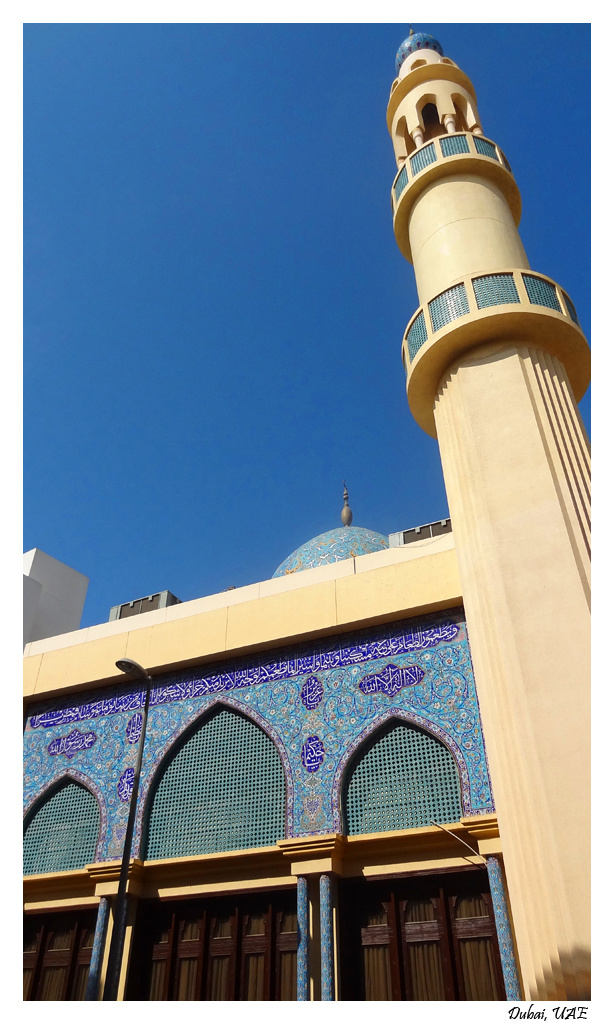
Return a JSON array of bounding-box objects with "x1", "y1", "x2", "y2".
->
[
  {"x1": 139, "y1": 698, "x2": 289, "y2": 860},
  {"x1": 393, "y1": 115, "x2": 412, "y2": 164},
  {"x1": 23, "y1": 773, "x2": 103, "y2": 874},
  {"x1": 417, "y1": 95, "x2": 445, "y2": 141},
  {"x1": 331, "y1": 709, "x2": 471, "y2": 834}
]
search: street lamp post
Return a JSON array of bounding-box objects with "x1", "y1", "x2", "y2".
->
[{"x1": 102, "y1": 658, "x2": 153, "y2": 1001}]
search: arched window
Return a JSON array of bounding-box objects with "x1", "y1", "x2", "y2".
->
[
  {"x1": 343, "y1": 720, "x2": 462, "y2": 835},
  {"x1": 144, "y1": 707, "x2": 286, "y2": 859},
  {"x1": 420, "y1": 101, "x2": 443, "y2": 140},
  {"x1": 23, "y1": 779, "x2": 100, "y2": 875},
  {"x1": 394, "y1": 115, "x2": 412, "y2": 163}
]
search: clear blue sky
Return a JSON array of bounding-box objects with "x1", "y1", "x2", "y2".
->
[{"x1": 23, "y1": 22, "x2": 590, "y2": 630}]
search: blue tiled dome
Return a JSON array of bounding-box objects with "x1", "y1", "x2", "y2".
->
[
  {"x1": 395, "y1": 32, "x2": 444, "y2": 73},
  {"x1": 273, "y1": 526, "x2": 389, "y2": 578}
]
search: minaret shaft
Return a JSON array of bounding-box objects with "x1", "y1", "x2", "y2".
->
[
  {"x1": 388, "y1": 34, "x2": 591, "y2": 1000},
  {"x1": 410, "y1": 174, "x2": 529, "y2": 301},
  {"x1": 435, "y1": 345, "x2": 590, "y2": 998}
]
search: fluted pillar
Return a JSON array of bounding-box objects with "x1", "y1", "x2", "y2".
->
[{"x1": 434, "y1": 345, "x2": 590, "y2": 998}]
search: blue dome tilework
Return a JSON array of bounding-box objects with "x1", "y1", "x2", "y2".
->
[
  {"x1": 273, "y1": 526, "x2": 389, "y2": 577},
  {"x1": 395, "y1": 32, "x2": 444, "y2": 73},
  {"x1": 24, "y1": 609, "x2": 495, "y2": 858}
]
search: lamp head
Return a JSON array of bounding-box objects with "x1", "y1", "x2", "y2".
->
[{"x1": 115, "y1": 658, "x2": 148, "y2": 677}]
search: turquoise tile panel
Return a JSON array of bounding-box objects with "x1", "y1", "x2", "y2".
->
[
  {"x1": 428, "y1": 284, "x2": 469, "y2": 332},
  {"x1": 440, "y1": 134, "x2": 470, "y2": 157},
  {"x1": 473, "y1": 273, "x2": 520, "y2": 309},
  {"x1": 410, "y1": 142, "x2": 437, "y2": 176},
  {"x1": 24, "y1": 610, "x2": 495, "y2": 859},
  {"x1": 473, "y1": 136, "x2": 498, "y2": 160},
  {"x1": 407, "y1": 310, "x2": 428, "y2": 361},
  {"x1": 522, "y1": 274, "x2": 561, "y2": 312},
  {"x1": 394, "y1": 164, "x2": 409, "y2": 202}
]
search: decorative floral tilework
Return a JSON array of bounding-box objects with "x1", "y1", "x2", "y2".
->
[
  {"x1": 486, "y1": 856, "x2": 521, "y2": 1000},
  {"x1": 319, "y1": 874, "x2": 333, "y2": 1000},
  {"x1": 395, "y1": 32, "x2": 444, "y2": 73},
  {"x1": 273, "y1": 526, "x2": 389, "y2": 578},
  {"x1": 296, "y1": 875, "x2": 309, "y2": 1000},
  {"x1": 23, "y1": 608, "x2": 494, "y2": 860}
]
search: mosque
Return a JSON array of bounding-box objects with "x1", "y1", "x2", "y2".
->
[{"x1": 23, "y1": 29, "x2": 590, "y2": 1002}]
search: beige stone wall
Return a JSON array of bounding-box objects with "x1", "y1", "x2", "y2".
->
[
  {"x1": 434, "y1": 344, "x2": 590, "y2": 998},
  {"x1": 24, "y1": 536, "x2": 461, "y2": 701}
]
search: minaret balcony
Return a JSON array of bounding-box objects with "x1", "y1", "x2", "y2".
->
[
  {"x1": 391, "y1": 133, "x2": 521, "y2": 264},
  {"x1": 401, "y1": 269, "x2": 590, "y2": 436}
]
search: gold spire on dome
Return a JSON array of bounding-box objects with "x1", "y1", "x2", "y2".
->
[{"x1": 341, "y1": 482, "x2": 353, "y2": 526}]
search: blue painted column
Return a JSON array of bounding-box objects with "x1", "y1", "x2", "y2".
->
[
  {"x1": 319, "y1": 874, "x2": 334, "y2": 1000},
  {"x1": 486, "y1": 855, "x2": 522, "y2": 1000},
  {"x1": 85, "y1": 896, "x2": 110, "y2": 1000},
  {"x1": 297, "y1": 875, "x2": 309, "y2": 1001}
]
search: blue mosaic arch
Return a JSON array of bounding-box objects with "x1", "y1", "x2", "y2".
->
[
  {"x1": 134, "y1": 695, "x2": 295, "y2": 856},
  {"x1": 137, "y1": 698, "x2": 290, "y2": 859},
  {"x1": 23, "y1": 766, "x2": 108, "y2": 863},
  {"x1": 331, "y1": 708, "x2": 472, "y2": 833}
]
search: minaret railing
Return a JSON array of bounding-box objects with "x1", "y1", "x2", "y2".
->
[
  {"x1": 402, "y1": 268, "x2": 584, "y2": 367},
  {"x1": 391, "y1": 132, "x2": 513, "y2": 213}
]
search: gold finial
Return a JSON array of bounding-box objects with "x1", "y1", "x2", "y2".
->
[
  {"x1": 341, "y1": 481, "x2": 353, "y2": 527},
  {"x1": 409, "y1": 24, "x2": 414, "y2": 36}
]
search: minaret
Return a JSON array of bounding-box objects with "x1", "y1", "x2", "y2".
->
[{"x1": 387, "y1": 31, "x2": 590, "y2": 999}]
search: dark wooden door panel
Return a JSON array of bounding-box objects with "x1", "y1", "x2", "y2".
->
[
  {"x1": 129, "y1": 891, "x2": 297, "y2": 1001},
  {"x1": 340, "y1": 869, "x2": 506, "y2": 1002},
  {"x1": 23, "y1": 911, "x2": 97, "y2": 1002}
]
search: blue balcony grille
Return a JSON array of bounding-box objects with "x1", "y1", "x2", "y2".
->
[
  {"x1": 563, "y1": 292, "x2": 580, "y2": 326},
  {"x1": 440, "y1": 134, "x2": 470, "y2": 157},
  {"x1": 407, "y1": 311, "x2": 428, "y2": 361},
  {"x1": 499, "y1": 149, "x2": 512, "y2": 173},
  {"x1": 473, "y1": 273, "x2": 520, "y2": 309},
  {"x1": 344, "y1": 721, "x2": 462, "y2": 835},
  {"x1": 410, "y1": 143, "x2": 437, "y2": 177},
  {"x1": 393, "y1": 165, "x2": 409, "y2": 202},
  {"x1": 473, "y1": 136, "x2": 498, "y2": 161},
  {"x1": 429, "y1": 284, "x2": 470, "y2": 332},
  {"x1": 144, "y1": 707, "x2": 286, "y2": 859},
  {"x1": 522, "y1": 274, "x2": 562, "y2": 313},
  {"x1": 23, "y1": 780, "x2": 100, "y2": 875}
]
